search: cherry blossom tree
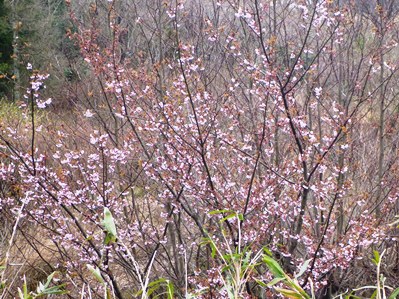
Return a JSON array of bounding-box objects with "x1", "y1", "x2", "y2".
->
[{"x1": 1, "y1": 0, "x2": 399, "y2": 298}]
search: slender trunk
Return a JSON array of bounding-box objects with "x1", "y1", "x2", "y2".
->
[
  {"x1": 314, "y1": 38, "x2": 322, "y2": 239},
  {"x1": 11, "y1": 0, "x2": 20, "y2": 101},
  {"x1": 376, "y1": 3, "x2": 385, "y2": 216},
  {"x1": 336, "y1": 42, "x2": 345, "y2": 237},
  {"x1": 336, "y1": 154, "x2": 345, "y2": 236},
  {"x1": 376, "y1": 50, "x2": 384, "y2": 217},
  {"x1": 272, "y1": 0, "x2": 280, "y2": 180}
]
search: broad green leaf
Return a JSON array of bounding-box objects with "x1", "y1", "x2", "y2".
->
[
  {"x1": 222, "y1": 253, "x2": 232, "y2": 261},
  {"x1": 254, "y1": 278, "x2": 268, "y2": 288},
  {"x1": 136, "y1": 278, "x2": 174, "y2": 298},
  {"x1": 372, "y1": 250, "x2": 380, "y2": 265},
  {"x1": 86, "y1": 264, "x2": 105, "y2": 284},
  {"x1": 222, "y1": 283, "x2": 235, "y2": 299},
  {"x1": 263, "y1": 255, "x2": 285, "y2": 278},
  {"x1": 220, "y1": 213, "x2": 239, "y2": 223},
  {"x1": 241, "y1": 251, "x2": 252, "y2": 269},
  {"x1": 18, "y1": 277, "x2": 31, "y2": 299},
  {"x1": 263, "y1": 247, "x2": 273, "y2": 256},
  {"x1": 289, "y1": 281, "x2": 310, "y2": 298},
  {"x1": 200, "y1": 238, "x2": 217, "y2": 258},
  {"x1": 209, "y1": 241, "x2": 217, "y2": 258},
  {"x1": 274, "y1": 288, "x2": 304, "y2": 299},
  {"x1": 222, "y1": 265, "x2": 231, "y2": 272},
  {"x1": 102, "y1": 207, "x2": 117, "y2": 245},
  {"x1": 23, "y1": 277, "x2": 29, "y2": 299},
  {"x1": 266, "y1": 277, "x2": 286, "y2": 287},
  {"x1": 135, "y1": 288, "x2": 144, "y2": 297},
  {"x1": 147, "y1": 278, "x2": 167, "y2": 288},
  {"x1": 231, "y1": 253, "x2": 241, "y2": 260},
  {"x1": 389, "y1": 287, "x2": 399, "y2": 299},
  {"x1": 38, "y1": 285, "x2": 67, "y2": 295},
  {"x1": 44, "y1": 272, "x2": 56, "y2": 288},
  {"x1": 295, "y1": 259, "x2": 311, "y2": 279},
  {"x1": 104, "y1": 233, "x2": 116, "y2": 246},
  {"x1": 145, "y1": 286, "x2": 159, "y2": 297}
]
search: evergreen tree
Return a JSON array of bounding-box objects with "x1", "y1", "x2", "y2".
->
[{"x1": 0, "y1": 0, "x2": 13, "y2": 98}]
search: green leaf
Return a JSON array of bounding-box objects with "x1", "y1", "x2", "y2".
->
[
  {"x1": 38, "y1": 285, "x2": 67, "y2": 295},
  {"x1": 342, "y1": 291, "x2": 362, "y2": 299},
  {"x1": 86, "y1": 264, "x2": 105, "y2": 284},
  {"x1": 220, "y1": 213, "x2": 239, "y2": 223},
  {"x1": 135, "y1": 288, "x2": 144, "y2": 297},
  {"x1": 18, "y1": 277, "x2": 32, "y2": 299},
  {"x1": 241, "y1": 251, "x2": 252, "y2": 268},
  {"x1": 356, "y1": 35, "x2": 365, "y2": 50},
  {"x1": 209, "y1": 209, "x2": 233, "y2": 215},
  {"x1": 42, "y1": 272, "x2": 56, "y2": 290},
  {"x1": 147, "y1": 286, "x2": 161, "y2": 297},
  {"x1": 274, "y1": 288, "x2": 304, "y2": 299},
  {"x1": 263, "y1": 255, "x2": 286, "y2": 278},
  {"x1": 372, "y1": 250, "x2": 380, "y2": 265},
  {"x1": 136, "y1": 278, "x2": 174, "y2": 298},
  {"x1": 18, "y1": 287, "x2": 25, "y2": 299},
  {"x1": 389, "y1": 288, "x2": 399, "y2": 299},
  {"x1": 266, "y1": 277, "x2": 286, "y2": 287},
  {"x1": 209, "y1": 241, "x2": 217, "y2": 258},
  {"x1": 105, "y1": 287, "x2": 112, "y2": 299},
  {"x1": 288, "y1": 280, "x2": 310, "y2": 298},
  {"x1": 254, "y1": 278, "x2": 268, "y2": 288},
  {"x1": 104, "y1": 233, "x2": 116, "y2": 246},
  {"x1": 200, "y1": 238, "x2": 217, "y2": 258},
  {"x1": 222, "y1": 253, "x2": 232, "y2": 261},
  {"x1": 166, "y1": 280, "x2": 174, "y2": 299},
  {"x1": 147, "y1": 278, "x2": 167, "y2": 288},
  {"x1": 102, "y1": 207, "x2": 117, "y2": 245},
  {"x1": 295, "y1": 259, "x2": 311, "y2": 279},
  {"x1": 23, "y1": 277, "x2": 30, "y2": 299},
  {"x1": 263, "y1": 247, "x2": 273, "y2": 256}
]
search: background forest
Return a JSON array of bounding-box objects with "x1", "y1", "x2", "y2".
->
[{"x1": 2, "y1": 0, "x2": 399, "y2": 298}]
